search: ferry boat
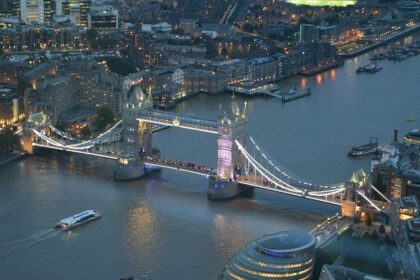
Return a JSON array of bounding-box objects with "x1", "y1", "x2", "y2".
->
[
  {"x1": 348, "y1": 140, "x2": 379, "y2": 157},
  {"x1": 55, "y1": 210, "x2": 102, "y2": 231}
]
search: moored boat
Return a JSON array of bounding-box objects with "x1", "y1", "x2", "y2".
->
[
  {"x1": 364, "y1": 63, "x2": 383, "y2": 73},
  {"x1": 348, "y1": 139, "x2": 379, "y2": 157}
]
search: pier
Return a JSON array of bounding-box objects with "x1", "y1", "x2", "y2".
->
[{"x1": 281, "y1": 88, "x2": 312, "y2": 103}]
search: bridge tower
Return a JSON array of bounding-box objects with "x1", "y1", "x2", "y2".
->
[
  {"x1": 114, "y1": 86, "x2": 153, "y2": 180},
  {"x1": 341, "y1": 169, "x2": 369, "y2": 217},
  {"x1": 208, "y1": 101, "x2": 251, "y2": 200},
  {"x1": 21, "y1": 112, "x2": 50, "y2": 154}
]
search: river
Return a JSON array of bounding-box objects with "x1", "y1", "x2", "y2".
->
[{"x1": 0, "y1": 33, "x2": 419, "y2": 280}]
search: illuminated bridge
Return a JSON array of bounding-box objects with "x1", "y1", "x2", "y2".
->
[{"x1": 21, "y1": 87, "x2": 389, "y2": 216}]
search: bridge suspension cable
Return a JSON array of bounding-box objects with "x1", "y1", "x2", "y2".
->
[
  {"x1": 32, "y1": 120, "x2": 123, "y2": 152},
  {"x1": 247, "y1": 134, "x2": 344, "y2": 191}
]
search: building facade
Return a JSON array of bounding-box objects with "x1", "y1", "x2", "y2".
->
[
  {"x1": 390, "y1": 196, "x2": 420, "y2": 280},
  {"x1": 223, "y1": 231, "x2": 316, "y2": 280}
]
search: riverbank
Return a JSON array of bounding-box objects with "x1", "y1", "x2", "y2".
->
[
  {"x1": 0, "y1": 151, "x2": 26, "y2": 167},
  {"x1": 339, "y1": 24, "x2": 420, "y2": 58}
]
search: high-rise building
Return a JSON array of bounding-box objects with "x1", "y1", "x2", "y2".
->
[
  {"x1": 17, "y1": 0, "x2": 53, "y2": 24},
  {"x1": 299, "y1": 24, "x2": 318, "y2": 43},
  {"x1": 20, "y1": 0, "x2": 45, "y2": 24},
  {"x1": 55, "y1": 0, "x2": 62, "y2": 15},
  {"x1": 43, "y1": 0, "x2": 53, "y2": 24},
  {"x1": 12, "y1": 0, "x2": 21, "y2": 18},
  {"x1": 87, "y1": 5, "x2": 118, "y2": 31},
  {"x1": 79, "y1": 0, "x2": 91, "y2": 28},
  {"x1": 63, "y1": 0, "x2": 90, "y2": 27}
]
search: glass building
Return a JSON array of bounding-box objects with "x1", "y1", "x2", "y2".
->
[{"x1": 223, "y1": 231, "x2": 316, "y2": 280}]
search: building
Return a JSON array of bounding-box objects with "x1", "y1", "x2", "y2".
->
[
  {"x1": 0, "y1": 16, "x2": 21, "y2": 29},
  {"x1": 0, "y1": 61, "x2": 30, "y2": 85},
  {"x1": 62, "y1": 0, "x2": 91, "y2": 28},
  {"x1": 178, "y1": 19, "x2": 198, "y2": 34},
  {"x1": 184, "y1": 68, "x2": 227, "y2": 95},
  {"x1": 299, "y1": 24, "x2": 318, "y2": 43},
  {"x1": 211, "y1": 59, "x2": 249, "y2": 85},
  {"x1": 0, "y1": 87, "x2": 24, "y2": 125},
  {"x1": 24, "y1": 59, "x2": 122, "y2": 125},
  {"x1": 249, "y1": 56, "x2": 278, "y2": 84},
  {"x1": 390, "y1": 196, "x2": 420, "y2": 280},
  {"x1": 201, "y1": 23, "x2": 235, "y2": 39},
  {"x1": 141, "y1": 22, "x2": 171, "y2": 33},
  {"x1": 21, "y1": 62, "x2": 57, "y2": 90},
  {"x1": 223, "y1": 231, "x2": 316, "y2": 280},
  {"x1": 88, "y1": 5, "x2": 118, "y2": 31},
  {"x1": 319, "y1": 265, "x2": 389, "y2": 280},
  {"x1": 19, "y1": 0, "x2": 53, "y2": 24},
  {"x1": 0, "y1": 22, "x2": 88, "y2": 52},
  {"x1": 371, "y1": 133, "x2": 420, "y2": 200}
]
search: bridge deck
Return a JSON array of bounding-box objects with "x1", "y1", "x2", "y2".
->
[
  {"x1": 32, "y1": 143, "x2": 119, "y2": 160},
  {"x1": 237, "y1": 176, "x2": 343, "y2": 206},
  {"x1": 144, "y1": 157, "x2": 215, "y2": 176},
  {"x1": 137, "y1": 110, "x2": 218, "y2": 134}
]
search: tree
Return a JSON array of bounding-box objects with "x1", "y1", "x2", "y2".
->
[
  {"x1": 86, "y1": 29, "x2": 98, "y2": 42},
  {"x1": 0, "y1": 128, "x2": 20, "y2": 154},
  {"x1": 243, "y1": 23, "x2": 256, "y2": 33},
  {"x1": 283, "y1": 27, "x2": 294, "y2": 42},
  {"x1": 206, "y1": 41, "x2": 217, "y2": 59},
  {"x1": 172, "y1": 27, "x2": 184, "y2": 35},
  {"x1": 101, "y1": 57, "x2": 137, "y2": 76},
  {"x1": 95, "y1": 106, "x2": 114, "y2": 131},
  {"x1": 366, "y1": 216, "x2": 373, "y2": 227},
  {"x1": 379, "y1": 224, "x2": 386, "y2": 234},
  {"x1": 80, "y1": 126, "x2": 91, "y2": 138},
  {"x1": 298, "y1": 18, "x2": 310, "y2": 25}
]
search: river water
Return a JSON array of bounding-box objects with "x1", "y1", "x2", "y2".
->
[{"x1": 1, "y1": 34, "x2": 419, "y2": 280}]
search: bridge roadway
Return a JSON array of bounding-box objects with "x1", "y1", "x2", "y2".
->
[
  {"x1": 236, "y1": 175, "x2": 343, "y2": 206},
  {"x1": 143, "y1": 156, "x2": 215, "y2": 176},
  {"x1": 137, "y1": 109, "x2": 218, "y2": 134}
]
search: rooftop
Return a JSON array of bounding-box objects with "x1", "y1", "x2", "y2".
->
[
  {"x1": 321, "y1": 265, "x2": 390, "y2": 280},
  {"x1": 179, "y1": 19, "x2": 198, "y2": 24},
  {"x1": 23, "y1": 62, "x2": 55, "y2": 80},
  {"x1": 256, "y1": 231, "x2": 315, "y2": 254},
  {"x1": 0, "y1": 88, "x2": 17, "y2": 102},
  {"x1": 250, "y1": 56, "x2": 275, "y2": 65},
  {"x1": 407, "y1": 217, "x2": 420, "y2": 231},
  {"x1": 399, "y1": 195, "x2": 419, "y2": 210}
]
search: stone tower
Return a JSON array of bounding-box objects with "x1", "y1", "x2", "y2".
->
[
  {"x1": 208, "y1": 101, "x2": 250, "y2": 200},
  {"x1": 114, "y1": 86, "x2": 153, "y2": 180}
]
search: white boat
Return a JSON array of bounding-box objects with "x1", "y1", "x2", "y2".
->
[{"x1": 55, "y1": 210, "x2": 102, "y2": 231}]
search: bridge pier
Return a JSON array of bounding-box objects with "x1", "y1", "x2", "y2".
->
[
  {"x1": 208, "y1": 177, "x2": 252, "y2": 200},
  {"x1": 114, "y1": 155, "x2": 148, "y2": 181}
]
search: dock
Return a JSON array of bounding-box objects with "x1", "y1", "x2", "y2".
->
[
  {"x1": 228, "y1": 84, "x2": 312, "y2": 103},
  {"x1": 281, "y1": 88, "x2": 312, "y2": 103}
]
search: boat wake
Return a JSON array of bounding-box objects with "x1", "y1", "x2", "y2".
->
[
  {"x1": 0, "y1": 229, "x2": 60, "y2": 256},
  {"x1": 0, "y1": 204, "x2": 13, "y2": 217}
]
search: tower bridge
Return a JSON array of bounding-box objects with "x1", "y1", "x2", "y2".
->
[{"x1": 21, "y1": 86, "x2": 389, "y2": 217}]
